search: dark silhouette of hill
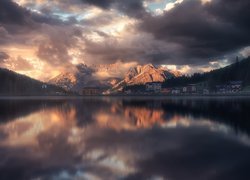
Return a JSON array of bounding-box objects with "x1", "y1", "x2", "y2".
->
[
  {"x1": 0, "y1": 68, "x2": 67, "y2": 95},
  {"x1": 0, "y1": 99, "x2": 66, "y2": 123},
  {"x1": 162, "y1": 57, "x2": 250, "y2": 89}
]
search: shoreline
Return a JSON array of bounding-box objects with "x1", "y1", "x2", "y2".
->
[{"x1": 1, "y1": 94, "x2": 250, "y2": 100}]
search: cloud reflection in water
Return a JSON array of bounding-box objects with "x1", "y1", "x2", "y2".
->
[{"x1": 0, "y1": 97, "x2": 250, "y2": 180}]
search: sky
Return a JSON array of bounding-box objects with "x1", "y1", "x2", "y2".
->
[{"x1": 0, "y1": 0, "x2": 250, "y2": 80}]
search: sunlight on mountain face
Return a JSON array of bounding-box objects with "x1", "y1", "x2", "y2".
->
[{"x1": 1, "y1": 98, "x2": 250, "y2": 179}]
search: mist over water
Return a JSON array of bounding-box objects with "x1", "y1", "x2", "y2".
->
[{"x1": 0, "y1": 97, "x2": 250, "y2": 180}]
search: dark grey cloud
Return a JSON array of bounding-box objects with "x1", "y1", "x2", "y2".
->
[
  {"x1": 37, "y1": 40, "x2": 72, "y2": 67},
  {"x1": 81, "y1": 0, "x2": 114, "y2": 9},
  {"x1": 0, "y1": 0, "x2": 62, "y2": 28},
  {"x1": 139, "y1": 0, "x2": 250, "y2": 64},
  {"x1": 0, "y1": 0, "x2": 30, "y2": 25},
  {"x1": 0, "y1": 26, "x2": 10, "y2": 44},
  {"x1": 76, "y1": 0, "x2": 250, "y2": 66},
  {"x1": 206, "y1": 0, "x2": 250, "y2": 29},
  {"x1": 83, "y1": 37, "x2": 146, "y2": 64},
  {"x1": 82, "y1": 30, "x2": 182, "y2": 65},
  {"x1": 36, "y1": 26, "x2": 83, "y2": 66},
  {"x1": 0, "y1": 52, "x2": 9, "y2": 62},
  {"x1": 81, "y1": 0, "x2": 148, "y2": 18}
]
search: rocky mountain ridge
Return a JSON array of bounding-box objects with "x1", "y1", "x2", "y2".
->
[
  {"x1": 49, "y1": 63, "x2": 180, "y2": 93},
  {"x1": 110, "y1": 64, "x2": 177, "y2": 92},
  {"x1": 48, "y1": 63, "x2": 123, "y2": 92}
]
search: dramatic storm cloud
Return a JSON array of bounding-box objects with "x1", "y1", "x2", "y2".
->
[
  {"x1": 140, "y1": 0, "x2": 250, "y2": 64},
  {"x1": 0, "y1": 52, "x2": 9, "y2": 62},
  {"x1": 80, "y1": 0, "x2": 148, "y2": 18},
  {"x1": 0, "y1": 0, "x2": 250, "y2": 79}
]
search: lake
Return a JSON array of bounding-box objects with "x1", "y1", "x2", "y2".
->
[{"x1": 0, "y1": 97, "x2": 250, "y2": 180}]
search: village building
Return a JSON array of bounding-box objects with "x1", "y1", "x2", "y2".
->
[
  {"x1": 181, "y1": 85, "x2": 196, "y2": 94},
  {"x1": 42, "y1": 84, "x2": 48, "y2": 89},
  {"x1": 124, "y1": 89, "x2": 132, "y2": 95},
  {"x1": 161, "y1": 88, "x2": 171, "y2": 94},
  {"x1": 182, "y1": 82, "x2": 209, "y2": 94},
  {"x1": 81, "y1": 87, "x2": 103, "y2": 96},
  {"x1": 189, "y1": 84, "x2": 197, "y2": 93},
  {"x1": 196, "y1": 82, "x2": 210, "y2": 94},
  {"x1": 171, "y1": 88, "x2": 181, "y2": 94},
  {"x1": 145, "y1": 82, "x2": 162, "y2": 93},
  {"x1": 229, "y1": 81, "x2": 242, "y2": 92},
  {"x1": 216, "y1": 85, "x2": 228, "y2": 94},
  {"x1": 216, "y1": 81, "x2": 242, "y2": 93},
  {"x1": 182, "y1": 86, "x2": 188, "y2": 94}
]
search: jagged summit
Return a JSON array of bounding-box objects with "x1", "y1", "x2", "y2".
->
[
  {"x1": 110, "y1": 64, "x2": 177, "y2": 92},
  {"x1": 48, "y1": 63, "x2": 181, "y2": 93},
  {"x1": 76, "y1": 63, "x2": 93, "y2": 74},
  {"x1": 124, "y1": 64, "x2": 175, "y2": 84},
  {"x1": 48, "y1": 63, "x2": 123, "y2": 91}
]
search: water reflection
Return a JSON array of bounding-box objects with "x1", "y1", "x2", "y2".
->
[{"x1": 0, "y1": 97, "x2": 250, "y2": 180}]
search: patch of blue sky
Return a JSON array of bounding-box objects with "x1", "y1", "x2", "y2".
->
[
  {"x1": 52, "y1": 10, "x2": 96, "y2": 22},
  {"x1": 76, "y1": 13, "x2": 94, "y2": 21},
  {"x1": 52, "y1": 12, "x2": 74, "y2": 21},
  {"x1": 146, "y1": 0, "x2": 176, "y2": 12}
]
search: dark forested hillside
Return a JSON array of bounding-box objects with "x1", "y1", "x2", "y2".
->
[
  {"x1": 0, "y1": 68, "x2": 67, "y2": 95},
  {"x1": 162, "y1": 57, "x2": 250, "y2": 89}
]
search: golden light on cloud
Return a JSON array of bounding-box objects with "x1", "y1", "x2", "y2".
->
[
  {"x1": 201, "y1": 0, "x2": 212, "y2": 5},
  {"x1": 165, "y1": 0, "x2": 184, "y2": 11}
]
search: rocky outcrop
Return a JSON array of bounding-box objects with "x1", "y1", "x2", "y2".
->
[
  {"x1": 48, "y1": 63, "x2": 123, "y2": 92},
  {"x1": 110, "y1": 64, "x2": 178, "y2": 92},
  {"x1": 124, "y1": 64, "x2": 175, "y2": 84}
]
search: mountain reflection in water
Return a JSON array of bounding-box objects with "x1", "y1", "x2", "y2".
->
[{"x1": 0, "y1": 97, "x2": 250, "y2": 180}]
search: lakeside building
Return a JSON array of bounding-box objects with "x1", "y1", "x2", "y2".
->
[
  {"x1": 196, "y1": 82, "x2": 210, "y2": 94},
  {"x1": 180, "y1": 82, "x2": 209, "y2": 95},
  {"x1": 215, "y1": 81, "x2": 242, "y2": 93},
  {"x1": 145, "y1": 82, "x2": 162, "y2": 93},
  {"x1": 171, "y1": 88, "x2": 181, "y2": 94},
  {"x1": 122, "y1": 84, "x2": 146, "y2": 95},
  {"x1": 230, "y1": 81, "x2": 243, "y2": 92},
  {"x1": 161, "y1": 88, "x2": 171, "y2": 94},
  {"x1": 42, "y1": 84, "x2": 48, "y2": 89},
  {"x1": 120, "y1": 80, "x2": 244, "y2": 95},
  {"x1": 124, "y1": 89, "x2": 132, "y2": 95},
  {"x1": 81, "y1": 87, "x2": 103, "y2": 96},
  {"x1": 182, "y1": 84, "x2": 198, "y2": 94}
]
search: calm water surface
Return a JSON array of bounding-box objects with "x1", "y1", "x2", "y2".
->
[{"x1": 0, "y1": 97, "x2": 250, "y2": 180}]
